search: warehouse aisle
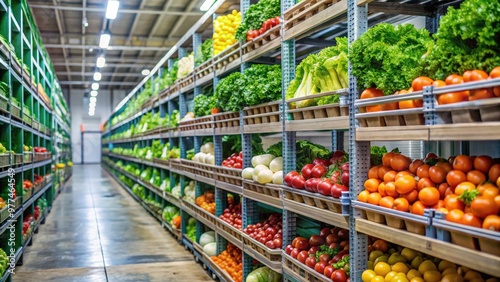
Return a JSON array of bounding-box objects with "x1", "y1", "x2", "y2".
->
[{"x1": 13, "y1": 165, "x2": 212, "y2": 282}]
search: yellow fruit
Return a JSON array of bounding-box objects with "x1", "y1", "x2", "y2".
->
[
  {"x1": 391, "y1": 262, "x2": 410, "y2": 274},
  {"x1": 385, "y1": 271, "x2": 398, "y2": 282},
  {"x1": 369, "y1": 251, "x2": 384, "y2": 262},
  {"x1": 418, "y1": 260, "x2": 437, "y2": 275},
  {"x1": 464, "y1": 271, "x2": 483, "y2": 281},
  {"x1": 362, "y1": 270, "x2": 377, "y2": 282},
  {"x1": 411, "y1": 257, "x2": 423, "y2": 269},
  {"x1": 442, "y1": 268, "x2": 458, "y2": 276},
  {"x1": 401, "y1": 248, "x2": 418, "y2": 262},
  {"x1": 375, "y1": 262, "x2": 392, "y2": 277},
  {"x1": 390, "y1": 273, "x2": 409, "y2": 282},
  {"x1": 371, "y1": 276, "x2": 386, "y2": 282},
  {"x1": 439, "y1": 260, "x2": 457, "y2": 272},
  {"x1": 406, "y1": 269, "x2": 421, "y2": 280},
  {"x1": 423, "y1": 270, "x2": 442, "y2": 282},
  {"x1": 441, "y1": 273, "x2": 464, "y2": 282},
  {"x1": 410, "y1": 278, "x2": 424, "y2": 282}
]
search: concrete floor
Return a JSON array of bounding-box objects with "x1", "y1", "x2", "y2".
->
[{"x1": 13, "y1": 164, "x2": 212, "y2": 282}]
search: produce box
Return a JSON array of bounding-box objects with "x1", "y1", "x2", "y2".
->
[
  {"x1": 22, "y1": 113, "x2": 32, "y2": 127},
  {"x1": 0, "y1": 206, "x2": 9, "y2": 223},
  {"x1": 13, "y1": 154, "x2": 22, "y2": 165},
  {"x1": 32, "y1": 120, "x2": 39, "y2": 131},
  {"x1": 0, "y1": 153, "x2": 10, "y2": 168},
  {"x1": 23, "y1": 152, "x2": 33, "y2": 164},
  {"x1": 179, "y1": 71, "x2": 194, "y2": 93},
  {"x1": 22, "y1": 188, "x2": 33, "y2": 203},
  {"x1": 11, "y1": 104, "x2": 21, "y2": 120},
  {"x1": 194, "y1": 59, "x2": 214, "y2": 86},
  {"x1": 0, "y1": 94, "x2": 8, "y2": 113},
  {"x1": 435, "y1": 97, "x2": 500, "y2": 124}
]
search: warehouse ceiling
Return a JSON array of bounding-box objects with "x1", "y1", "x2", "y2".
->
[{"x1": 28, "y1": 0, "x2": 210, "y2": 92}]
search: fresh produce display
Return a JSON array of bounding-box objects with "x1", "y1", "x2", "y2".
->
[
  {"x1": 222, "y1": 152, "x2": 243, "y2": 169},
  {"x1": 213, "y1": 10, "x2": 241, "y2": 55},
  {"x1": 183, "y1": 180, "x2": 196, "y2": 203},
  {"x1": 214, "y1": 64, "x2": 282, "y2": 112},
  {"x1": 23, "y1": 179, "x2": 33, "y2": 196},
  {"x1": 177, "y1": 54, "x2": 195, "y2": 78},
  {"x1": 358, "y1": 152, "x2": 500, "y2": 231},
  {"x1": 264, "y1": 140, "x2": 331, "y2": 171},
  {"x1": 132, "y1": 183, "x2": 146, "y2": 199},
  {"x1": 181, "y1": 112, "x2": 195, "y2": 122},
  {"x1": 193, "y1": 86, "x2": 216, "y2": 117},
  {"x1": 286, "y1": 37, "x2": 349, "y2": 108},
  {"x1": 284, "y1": 227, "x2": 350, "y2": 281},
  {"x1": 0, "y1": 198, "x2": 6, "y2": 209},
  {"x1": 186, "y1": 217, "x2": 196, "y2": 242},
  {"x1": 163, "y1": 206, "x2": 180, "y2": 229},
  {"x1": 35, "y1": 198, "x2": 48, "y2": 220},
  {"x1": 33, "y1": 146, "x2": 48, "y2": 153},
  {"x1": 33, "y1": 174, "x2": 44, "y2": 186},
  {"x1": 195, "y1": 39, "x2": 213, "y2": 65},
  {"x1": 211, "y1": 243, "x2": 243, "y2": 282},
  {"x1": 192, "y1": 142, "x2": 215, "y2": 164},
  {"x1": 200, "y1": 231, "x2": 217, "y2": 256},
  {"x1": 362, "y1": 237, "x2": 499, "y2": 282},
  {"x1": 23, "y1": 214, "x2": 36, "y2": 241},
  {"x1": 284, "y1": 150, "x2": 350, "y2": 198},
  {"x1": 196, "y1": 191, "x2": 216, "y2": 214},
  {"x1": 219, "y1": 199, "x2": 242, "y2": 230},
  {"x1": 245, "y1": 266, "x2": 282, "y2": 282},
  {"x1": 0, "y1": 248, "x2": 8, "y2": 276},
  {"x1": 243, "y1": 213, "x2": 282, "y2": 249},
  {"x1": 241, "y1": 154, "x2": 283, "y2": 185},
  {"x1": 234, "y1": 0, "x2": 280, "y2": 41},
  {"x1": 0, "y1": 142, "x2": 7, "y2": 154}
]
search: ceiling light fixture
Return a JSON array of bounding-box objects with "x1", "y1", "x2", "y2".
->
[
  {"x1": 93, "y1": 72, "x2": 102, "y2": 81},
  {"x1": 96, "y1": 56, "x2": 106, "y2": 68},
  {"x1": 90, "y1": 90, "x2": 98, "y2": 97},
  {"x1": 200, "y1": 0, "x2": 215, "y2": 11},
  {"x1": 141, "y1": 69, "x2": 150, "y2": 76},
  {"x1": 82, "y1": 17, "x2": 89, "y2": 27},
  {"x1": 99, "y1": 32, "x2": 111, "y2": 49},
  {"x1": 91, "y1": 83, "x2": 99, "y2": 90},
  {"x1": 90, "y1": 97, "x2": 97, "y2": 103},
  {"x1": 106, "y1": 0, "x2": 120, "y2": 19}
]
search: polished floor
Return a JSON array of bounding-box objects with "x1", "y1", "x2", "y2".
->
[{"x1": 13, "y1": 165, "x2": 212, "y2": 282}]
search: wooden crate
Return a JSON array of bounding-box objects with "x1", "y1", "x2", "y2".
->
[
  {"x1": 23, "y1": 113, "x2": 32, "y2": 127},
  {"x1": 179, "y1": 72, "x2": 195, "y2": 91},
  {"x1": 195, "y1": 59, "x2": 214, "y2": 84},
  {"x1": 13, "y1": 154, "x2": 23, "y2": 165},
  {"x1": 357, "y1": 107, "x2": 425, "y2": 128},
  {"x1": 215, "y1": 219, "x2": 244, "y2": 247},
  {"x1": 213, "y1": 112, "x2": 241, "y2": 134},
  {"x1": 283, "y1": 253, "x2": 331, "y2": 282},
  {"x1": 0, "y1": 207, "x2": 9, "y2": 223},
  {"x1": 242, "y1": 25, "x2": 281, "y2": 55},
  {"x1": 282, "y1": 186, "x2": 343, "y2": 213},
  {"x1": 0, "y1": 95, "x2": 8, "y2": 114},
  {"x1": 213, "y1": 42, "x2": 241, "y2": 74},
  {"x1": 284, "y1": 0, "x2": 336, "y2": 31},
  {"x1": 23, "y1": 188, "x2": 33, "y2": 203},
  {"x1": 436, "y1": 97, "x2": 500, "y2": 124},
  {"x1": 213, "y1": 166, "x2": 242, "y2": 187},
  {"x1": 243, "y1": 180, "x2": 282, "y2": 209},
  {"x1": 159, "y1": 83, "x2": 179, "y2": 100},
  {"x1": 179, "y1": 116, "x2": 214, "y2": 132},
  {"x1": 0, "y1": 153, "x2": 10, "y2": 168},
  {"x1": 243, "y1": 101, "x2": 281, "y2": 125},
  {"x1": 11, "y1": 104, "x2": 21, "y2": 120},
  {"x1": 242, "y1": 233, "x2": 282, "y2": 262},
  {"x1": 0, "y1": 42, "x2": 9, "y2": 59},
  {"x1": 24, "y1": 152, "x2": 33, "y2": 164}
]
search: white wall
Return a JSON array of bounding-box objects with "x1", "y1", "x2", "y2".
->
[{"x1": 69, "y1": 89, "x2": 127, "y2": 163}]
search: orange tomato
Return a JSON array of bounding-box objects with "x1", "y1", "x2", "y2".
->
[
  {"x1": 473, "y1": 155, "x2": 494, "y2": 174},
  {"x1": 417, "y1": 178, "x2": 436, "y2": 191},
  {"x1": 469, "y1": 70, "x2": 489, "y2": 81},
  {"x1": 411, "y1": 201, "x2": 426, "y2": 216},
  {"x1": 437, "y1": 182, "x2": 450, "y2": 198},
  {"x1": 367, "y1": 192, "x2": 382, "y2": 205},
  {"x1": 416, "y1": 164, "x2": 430, "y2": 179},
  {"x1": 409, "y1": 159, "x2": 424, "y2": 174},
  {"x1": 360, "y1": 88, "x2": 384, "y2": 112},
  {"x1": 477, "y1": 182, "x2": 497, "y2": 196},
  {"x1": 488, "y1": 164, "x2": 500, "y2": 182},
  {"x1": 381, "y1": 102, "x2": 399, "y2": 111},
  {"x1": 482, "y1": 186, "x2": 499, "y2": 199},
  {"x1": 393, "y1": 198, "x2": 409, "y2": 212},
  {"x1": 467, "y1": 170, "x2": 486, "y2": 185},
  {"x1": 391, "y1": 154, "x2": 411, "y2": 171},
  {"x1": 438, "y1": 93, "x2": 468, "y2": 105},
  {"x1": 433, "y1": 200, "x2": 445, "y2": 209},
  {"x1": 446, "y1": 170, "x2": 467, "y2": 188},
  {"x1": 382, "y1": 152, "x2": 396, "y2": 168},
  {"x1": 432, "y1": 80, "x2": 446, "y2": 88},
  {"x1": 429, "y1": 166, "x2": 446, "y2": 184},
  {"x1": 378, "y1": 166, "x2": 392, "y2": 180},
  {"x1": 459, "y1": 212, "x2": 483, "y2": 228},
  {"x1": 379, "y1": 196, "x2": 395, "y2": 209},
  {"x1": 401, "y1": 189, "x2": 418, "y2": 204},
  {"x1": 368, "y1": 166, "x2": 380, "y2": 179},
  {"x1": 436, "y1": 207, "x2": 449, "y2": 214},
  {"x1": 454, "y1": 182, "x2": 476, "y2": 195},
  {"x1": 490, "y1": 67, "x2": 500, "y2": 78},
  {"x1": 395, "y1": 175, "x2": 417, "y2": 194},
  {"x1": 445, "y1": 74, "x2": 465, "y2": 85},
  {"x1": 395, "y1": 171, "x2": 414, "y2": 180},
  {"x1": 482, "y1": 215, "x2": 500, "y2": 231},
  {"x1": 384, "y1": 182, "x2": 399, "y2": 198},
  {"x1": 471, "y1": 196, "x2": 499, "y2": 218},
  {"x1": 462, "y1": 71, "x2": 472, "y2": 82},
  {"x1": 412, "y1": 76, "x2": 434, "y2": 91},
  {"x1": 397, "y1": 89, "x2": 419, "y2": 109},
  {"x1": 378, "y1": 182, "x2": 387, "y2": 197},
  {"x1": 470, "y1": 88, "x2": 494, "y2": 101},
  {"x1": 383, "y1": 170, "x2": 397, "y2": 183},
  {"x1": 446, "y1": 209, "x2": 464, "y2": 223},
  {"x1": 358, "y1": 190, "x2": 370, "y2": 202},
  {"x1": 453, "y1": 155, "x2": 473, "y2": 173},
  {"x1": 364, "y1": 178, "x2": 381, "y2": 193},
  {"x1": 444, "y1": 194, "x2": 465, "y2": 211},
  {"x1": 419, "y1": 187, "x2": 440, "y2": 206}
]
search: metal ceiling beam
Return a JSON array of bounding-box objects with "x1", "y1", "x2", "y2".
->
[
  {"x1": 40, "y1": 32, "x2": 178, "y2": 43},
  {"x1": 29, "y1": 4, "x2": 204, "y2": 16},
  {"x1": 52, "y1": 0, "x2": 72, "y2": 85},
  {"x1": 51, "y1": 57, "x2": 161, "y2": 64},
  {"x1": 52, "y1": 62, "x2": 156, "y2": 68},
  {"x1": 59, "y1": 81, "x2": 138, "y2": 86},
  {"x1": 44, "y1": 43, "x2": 170, "y2": 51},
  {"x1": 59, "y1": 72, "x2": 145, "y2": 77}
]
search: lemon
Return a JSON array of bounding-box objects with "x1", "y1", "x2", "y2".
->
[
  {"x1": 391, "y1": 262, "x2": 410, "y2": 274},
  {"x1": 418, "y1": 260, "x2": 437, "y2": 275},
  {"x1": 371, "y1": 276, "x2": 386, "y2": 282},
  {"x1": 410, "y1": 278, "x2": 424, "y2": 282},
  {"x1": 406, "y1": 269, "x2": 421, "y2": 280},
  {"x1": 464, "y1": 271, "x2": 483, "y2": 281},
  {"x1": 362, "y1": 270, "x2": 377, "y2": 282},
  {"x1": 423, "y1": 270, "x2": 442, "y2": 282},
  {"x1": 442, "y1": 268, "x2": 458, "y2": 276},
  {"x1": 390, "y1": 273, "x2": 409, "y2": 282},
  {"x1": 385, "y1": 271, "x2": 398, "y2": 282},
  {"x1": 441, "y1": 273, "x2": 464, "y2": 282},
  {"x1": 401, "y1": 248, "x2": 418, "y2": 262},
  {"x1": 438, "y1": 260, "x2": 457, "y2": 272},
  {"x1": 375, "y1": 262, "x2": 392, "y2": 277}
]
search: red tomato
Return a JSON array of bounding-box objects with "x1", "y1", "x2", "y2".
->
[
  {"x1": 331, "y1": 269, "x2": 348, "y2": 282},
  {"x1": 301, "y1": 164, "x2": 314, "y2": 179},
  {"x1": 284, "y1": 171, "x2": 299, "y2": 186},
  {"x1": 324, "y1": 266, "x2": 335, "y2": 278},
  {"x1": 314, "y1": 262, "x2": 327, "y2": 274},
  {"x1": 311, "y1": 164, "x2": 327, "y2": 178},
  {"x1": 291, "y1": 175, "x2": 306, "y2": 189}
]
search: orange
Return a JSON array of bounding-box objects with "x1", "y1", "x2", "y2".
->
[{"x1": 395, "y1": 175, "x2": 417, "y2": 194}]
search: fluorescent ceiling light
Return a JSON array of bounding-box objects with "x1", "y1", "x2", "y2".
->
[
  {"x1": 90, "y1": 97, "x2": 97, "y2": 103},
  {"x1": 89, "y1": 112, "x2": 94, "y2": 116},
  {"x1": 200, "y1": 0, "x2": 215, "y2": 11},
  {"x1": 91, "y1": 83, "x2": 99, "y2": 90},
  {"x1": 90, "y1": 101, "x2": 96, "y2": 106},
  {"x1": 93, "y1": 72, "x2": 102, "y2": 81},
  {"x1": 96, "y1": 56, "x2": 106, "y2": 68},
  {"x1": 106, "y1": 0, "x2": 120, "y2": 19},
  {"x1": 99, "y1": 32, "x2": 111, "y2": 49},
  {"x1": 141, "y1": 69, "x2": 150, "y2": 76},
  {"x1": 90, "y1": 90, "x2": 98, "y2": 97}
]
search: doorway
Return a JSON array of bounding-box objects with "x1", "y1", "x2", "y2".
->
[{"x1": 81, "y1": 131, "x2": 102, "y2": 164}]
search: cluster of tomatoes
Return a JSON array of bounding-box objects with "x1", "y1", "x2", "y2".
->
[
  {"x1": 360, "y1": 66, "x2": 500, "y2": 111},
  {"x1": 358, "y1": 152, "x2": 500, "y2": 231},
  {"x1": 243, "y1": 214, "x2": 282, "y2": 249},
  {"x1": 284, "y1": 151, "x2": 350, "y2": 199},
  {"x1": 222, "y1": 152, "x2": 243, "y2": 169},
  {"x1": 284, "y1": 227, "x2": 351, "y2": 282},
  {"x1": 246, "y1": 17, "x2": 281, "y2": 41},
  {"x1": 211, "y1": 243, "x2": 243, "y2": 282},
  {"x1": 219, "y1": 202, "x2": 242, "y2": 230}
]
